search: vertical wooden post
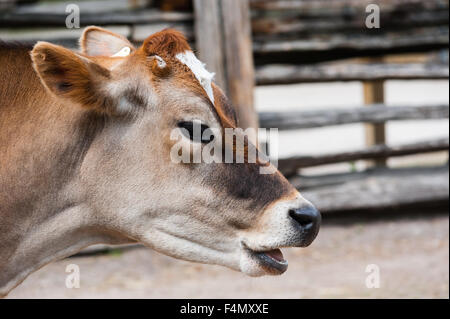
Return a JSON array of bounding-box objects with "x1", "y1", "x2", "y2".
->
[
  {"x1": 363, "y1": 79, "x2": 387, "y2": 167},
  {"x1": 192, "y1": 0, "x2": 227, "y2": 90},
  {"x1": 220, "y1": 0, "x2": 258, "y2": 136},
  {"x1": 193, "y1": 0, "x2": 258, "y2": 143}
]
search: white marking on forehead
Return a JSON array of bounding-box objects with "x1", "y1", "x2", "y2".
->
[
  {"x1": 175, "y1": 50, "x2": 215, "y2": 105},
  {"x1": 111, "y1": 46, "x2": 131, "y2": 57}
]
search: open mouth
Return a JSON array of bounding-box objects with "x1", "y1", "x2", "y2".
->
[{"x1": 244, "y1": 244, "x2": 288, "y2": 274}]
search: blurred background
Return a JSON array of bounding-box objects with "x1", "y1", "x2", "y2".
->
[{"x1": 1, "y1": 0, "x2": 448, "y2": 298}]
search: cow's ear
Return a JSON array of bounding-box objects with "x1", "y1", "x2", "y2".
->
[
  {"x1": 31, "y1": 41, "x2": 115, "y2": 114},
  {"x1": 80, "y1": 26, "x2": 135, "y2": 57}
]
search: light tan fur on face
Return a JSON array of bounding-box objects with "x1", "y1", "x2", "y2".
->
[{"x1": 0, "y1": 27, "x2": 318, "y2": 296}]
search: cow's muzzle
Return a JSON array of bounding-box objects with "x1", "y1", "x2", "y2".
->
[{"x1": 238, "y1": 196, "x2": 321, "y2": 276}]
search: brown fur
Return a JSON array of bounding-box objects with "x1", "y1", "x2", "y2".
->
[
  {"x1": 0, "y1": 43, "x2": 107, "y2": 270},
  {"x1": 143, "y1": 29, "x2": 191, "y2": 58},
  {"x1": 31, "y1": 42, "x2": 118, "y2": 115}
]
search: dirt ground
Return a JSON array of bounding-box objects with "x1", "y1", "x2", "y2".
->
[{"x1": 6, "y1": 213, "x2": 449, "y2": 299}]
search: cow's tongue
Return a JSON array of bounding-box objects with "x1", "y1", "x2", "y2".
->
[{"x1": 264, "y1": 249, "x2": 285, "y2": 262}]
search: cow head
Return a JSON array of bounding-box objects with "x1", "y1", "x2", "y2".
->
[{"x1": 30, "y1": 27, "x2": 320, "y2": 276}]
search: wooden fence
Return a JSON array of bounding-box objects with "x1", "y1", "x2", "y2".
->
[
  {"x1": 0, "y1": 0, "x2": 448, "y2": 214},
  {"x1": 194, "y1": 0, "x2": 449, "y2": 213}
]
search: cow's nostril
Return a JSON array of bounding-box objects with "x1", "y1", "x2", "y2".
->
[
  {"x1": 288, "y1": 205, "x2": 321, "y2": 247},
  {"x1": 289, "y1": 206, "x2": 320, "y2": 229}
]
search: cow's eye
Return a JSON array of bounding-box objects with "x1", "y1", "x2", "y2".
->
[{"x1": 178, "y1": 121, "x2": 214, "y2": 143}]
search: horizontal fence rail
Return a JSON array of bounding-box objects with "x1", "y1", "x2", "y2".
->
[
  {"x1": 252, "y1": 14, "x2": 449, "y2": 38},
  {"x1": 250, "y1": 0, "x2": 449, "y2": 13},
  {"x1": 300, "y1": 165, "x2": 449, "y2": 213},
  {"x1": 253, "y1": 30, "x2": 450, "y2": 53},
  {"x1": 279, "y1": 138, "x2": 450, "y2": 176},
  {"x1": 0, "y1": 9, "x2": 193, "y2": 27},
  {"x1": 259, "y1": 104, "x2": 450, "y2": 130},
  {"x1": 256, "y1": 62, "x2": 449, "y2": 85},
  {"x1": 253, "y1": 29, "x2": 449, "y2": 65}
]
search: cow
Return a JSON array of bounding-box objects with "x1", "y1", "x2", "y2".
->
[{"x1": 0, "y1": 27, "x2": 320, "y2": 296}]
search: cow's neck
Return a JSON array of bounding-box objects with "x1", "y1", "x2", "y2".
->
[
  {"x1": 0, "y1": 205, "x2": 120, "y2": 297},
  {"x1": 0, "y1": 45, "x2": 125, "y2": 296}
]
